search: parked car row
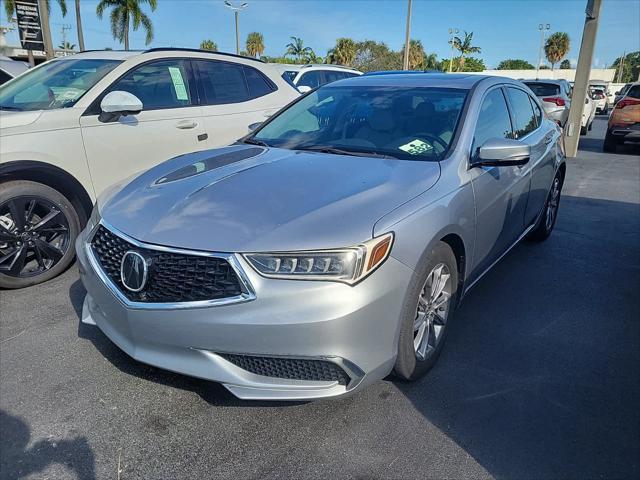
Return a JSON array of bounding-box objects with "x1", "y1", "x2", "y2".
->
[
  {"x1": 271, "y1": 63, "x2": 362, "y2": 92},
  {"x1": 604, "y1": 82, "x2": 640, "y2": 153}
]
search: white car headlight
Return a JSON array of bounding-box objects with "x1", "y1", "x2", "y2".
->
[{"x1": 243, "y1": 233, "x2": 394, "y2": 285}]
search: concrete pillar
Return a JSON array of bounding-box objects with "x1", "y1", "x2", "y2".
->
[
  {"x1": 38, "y1": 0, "x2": 54, "y2": 60},
  {"x1": 564, "y1": 0, "x2": 602, "y2": 157}
]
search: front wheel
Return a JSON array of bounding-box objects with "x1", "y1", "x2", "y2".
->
[
  {"x1": 0, "y1": 181, "x2": 80, "y2": 289},
  {"x1": 529, "y1": 173, "x2": 563, "y2": 242},
  {"x1": 394, "y1": 242, "x2": 459, "y2": 380},
  {"x1": 603, "y1": 131, "x2": 617, "y2": 152}
]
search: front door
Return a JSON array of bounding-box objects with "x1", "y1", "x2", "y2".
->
[{"x1": 79, "y1": 58, "x2": 206, "y2": 196}]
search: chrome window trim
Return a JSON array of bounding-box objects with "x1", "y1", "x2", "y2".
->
[{"x1": 85, "y1": 219, "x2": 256, "y2": 310}]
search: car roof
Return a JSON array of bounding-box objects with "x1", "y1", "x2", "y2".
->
[
  {"x1": 523, "y1": 79, "x2": 566, "y2": 85},
  {"x1": 0, "y1": 57, "x2": 30, "y2": 76},
  {"x1": 51, "y1": 50, "x2": 142, "y2": 61},
  {"x1": 327, "y1": 72, "x2": 489, "y2": 89}
]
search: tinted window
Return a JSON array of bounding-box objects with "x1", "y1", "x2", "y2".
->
[
  {"x1": 243, "y1": 65, "x2": 275, "y2": 98},
  {"x1": 473, "y1": 88, "x2": 513, "y2": 154},
  {"x1": 324, "y1": 71, "x2": 345, "y2": 83},
  {"x1": 0, "y1": 70, "x2": 12, "y2": 86},
  {"x1": 281, "y1": 70, "x2": 297, "y2": 85},
  {"x1": 252, "y1": 86, "x2": 467, "y2": 161},
  {"x1": 297, "y1": 71, "x2": 324, "y2": 89},
  {"x1": 507, "y1": 87, "x2": 537, "y2": 138},
  {"x1": 530, "y1": 96, "x2": 543, "y2": 126},
  {"x1": 524, "y1": 82, "x2": 560, "y2": 97},
  {"x1": 196, "y1": 60, "x2": 249, "y2": 104},
  {"x1": 109, "y1": 60, "x2": 192, "y2": 110},
  {"x1": 627, "y1": 85, "x2": 640, "y2": 98}
]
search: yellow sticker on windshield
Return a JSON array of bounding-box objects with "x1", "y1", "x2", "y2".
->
[
  {"x1": 398, "y1": 139, "x2": 433, "y2": 155},
  {"x1": 168, "y1": 66, "x2": 189, "y2": 101}
]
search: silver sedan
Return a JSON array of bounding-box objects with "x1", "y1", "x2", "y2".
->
[{"x1": 77, "y1": 73, "x2": 565, "y2": 400}]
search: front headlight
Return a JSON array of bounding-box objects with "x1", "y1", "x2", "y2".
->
[{"x1": 243, "y1": 233, "x2": 393, "y2": 285}]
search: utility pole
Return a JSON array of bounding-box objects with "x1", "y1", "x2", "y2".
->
[
  {"x1": 224, "y1": 1, "x2": 248, "y2": 55},
  {"x1": 564, "y1": 0, "x2": 602, "y2": 157},
  {"x1": 61, "y1": 24, "x2": 71, "y2": 54},
  {"x1": 402, "y1": 0, "x2": 412, "y2": 70},
  {"x1": 38, "y1": 0, "x2": 54, "y2": 60},
  {"x1": 448, "y1": 27, "x2": 459, "y2": 73},
  {"x1": 536, "y1": 23, "x2": 550, "y2": 79}
]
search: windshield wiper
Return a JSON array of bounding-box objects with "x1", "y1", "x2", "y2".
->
[
  {"x1": 241, "y1": 138, "x2": 271, "y2": 147},
  {"x1": 296, "y1": 145, "x2": 398, "y2": 159}
]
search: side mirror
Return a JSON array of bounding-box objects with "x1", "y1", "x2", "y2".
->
[
  {"x1": 297, "y1": 85, "x2": 312, "y2": 94},
  {"x1": 100, "y1": 90, "x2": 143, "y2": 121},
  {"x1": 474, "y1": 138, "x2": 530, "y2": 167},
  {"x1": 615, "y1": 90, "x2": 620, "y2": 95},
  {"x1": 248, "y1": 122, "x2": 262, "y2": 132}
]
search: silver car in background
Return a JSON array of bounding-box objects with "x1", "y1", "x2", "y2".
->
[
  {"x1": 523, "y1": 79, "x2": 572, "y2": 127},
  {"x1": 77, "y1": 74, "x2": 565, "y2": 401}
]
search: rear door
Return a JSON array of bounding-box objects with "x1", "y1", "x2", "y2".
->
[
  {"x1": 79, "y1": 58, "x2": 205, "y2": 195},
  {"x1": 193, "y1": 59, "x2": 283, "y2": 148}
]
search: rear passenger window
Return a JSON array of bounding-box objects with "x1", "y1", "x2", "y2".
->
[
  {"x1": 507, "y1": 87, "x2": 537, "y2": 138},
  {"x1": 473, "y1": 88, "x2": 513, "y2": 155},
  {"x1": 324, "y1": 71, "x2": 344, "y2": 83},
  {"x1": 195, "y1": 60, "x2": 275, "y2": 105}
]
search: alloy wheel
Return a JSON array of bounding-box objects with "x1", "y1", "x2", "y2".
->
[
  {"x1": 414, "y1": 263, "x2": 451, "y2": 361},
  {"x1": 545, "y1": 177, "x2": 561, "y2": 231},
  {"x1": 0, "y1": 196, "x2": 71, "y2": 278}
]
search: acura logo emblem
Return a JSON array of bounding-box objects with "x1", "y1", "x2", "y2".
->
[{"x1": 120, "y1": 250, "x2": 148, "y2": 292}]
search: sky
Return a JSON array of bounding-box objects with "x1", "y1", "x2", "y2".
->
[{"x1": 1, "y1": 0, "x2": 639, "y2": 69}]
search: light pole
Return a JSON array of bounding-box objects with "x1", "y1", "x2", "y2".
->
[
  {"x1": 448, "y1": 28, "x2": 459, "y2": 73},
  {"x1": 536, "y1": 23, "x2": 550, "y2": 79},
  {"x1": 402, "y1": 0, "x2": 412, "y2": 70},
  {"x1": 224, "y1": 1, "x2": 248, "y2": 55}
]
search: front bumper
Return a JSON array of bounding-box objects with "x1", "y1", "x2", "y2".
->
[{"x1": 76, "y1": 226, "x2": 413, "y2": 400}]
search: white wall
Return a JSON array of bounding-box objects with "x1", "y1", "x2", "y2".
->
[{"x1": 465, "y1": 68, "x2": 616, "y2": 82}]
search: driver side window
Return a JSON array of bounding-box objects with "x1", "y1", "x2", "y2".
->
[{"x1": 473, "y1": 88, "x2": 514, "y2": 157}]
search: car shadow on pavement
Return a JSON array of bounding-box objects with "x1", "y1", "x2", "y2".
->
[
  {"x1": 69, "y1": 280, "x2": 305, "y2": 409},
  {"x1": 0, "y1": 410, "x2": 96, "y2": 480},
  {"x1": 395, "y1": 195, "x2": 640, "y2": 479}
]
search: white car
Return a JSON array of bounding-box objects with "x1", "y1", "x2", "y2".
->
[
  {"x1": 0, "y1": 56, "x2": 30, "y2": 85},
  {"x1": 0, "y1": 48, "x2": 298, "y2": 289},
  {"x1": 581, "y1": 92, "x2": 596, "y2": 135},
  {"x1": 271, "y1": 64, "x2": 362, "y2": 93}
]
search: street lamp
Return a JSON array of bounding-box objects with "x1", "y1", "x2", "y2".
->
[
  {"x1": 448, "y1": 28, "x2": 459, "y2": 73},
  {"x1": 224, "y1": 1, "x2": 248, "y2": 55},
  {"x1": 536, "y1": 23, "x2": 550, "y2": 79}
]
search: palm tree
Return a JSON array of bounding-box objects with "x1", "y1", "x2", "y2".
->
[
  {"x1": 451, "y1": 30, "x2": 481, "y2": 72},
  {"x1": 4, "y1": 0, "x2": 67, "y2": 19},
  {"x1": 285, "y1": 36, "x2": 312, "y2": 62},
  {"x1": 544, "y1": 32, "x2": 570, "y2": 70},
  {"x1": 96, "y1": 0, "x2": 158, "y2": 50},
  {"x1": 58, "y1": 40, "x2": 75, "y2": 50},
  {"x1": 200, "y1": 39, "x2": 217, "y2": 51},
  {"x1": 424, "y1": 52, "x2": 439, "y2": 70},
  {"x1": 400, "y1": 39, "x2": 426, "y2": 70},
  {"x1": 327, "y1": 38, "x2": 357, "y2": 66},
  {"x1": 246, "y1": 32, "x2": 264, "y2": 58},
  {"x1": 75, "y1": 0, "x2": 85, "y2": 51}
]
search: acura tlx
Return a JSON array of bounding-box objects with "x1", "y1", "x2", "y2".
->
[{"x1": 77, "y1": 73, "x2": 565, "y2": 400}]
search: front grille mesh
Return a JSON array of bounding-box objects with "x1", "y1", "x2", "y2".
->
[
  {"x1": 219, "y1": 353, "x2": 351, "y2": 385},
  {"x1": 90, "y1": 225, "x2": 243, "y2": 303}
]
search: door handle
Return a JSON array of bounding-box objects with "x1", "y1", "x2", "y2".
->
[{"x1": 176, "y1": 120, "x2": 198, "y2": 129}]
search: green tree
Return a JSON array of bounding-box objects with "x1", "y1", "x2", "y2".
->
[
  {"x1": 200, "y1": 39, "x2": 217, "y2": 51},
  {"x1": 559, "y1": 59, "x2": 571, "y2": 69},
  {"x1": 451, "y1": 31, "x2": 481, "y2": 72},
  {"x1": 611, "y1": 51, "x2": 640, "y2": 83},
  {"x1": 4, "y1": 0, "x2": 67, "y2": 18},
  {"x1": 352, "y1": 40, "x2": 401, "y2": 72},
  {"x1": 400, "y1": 39, "x2": 426, "y2": 70},
  {"x1": 424, "y1": 52, "x2": 439, "y2": 70},
  {"x1": 327, "y1": 38, "x2": 357, "y2": 66},
  {"x1": 58, "y1": 40, "x2": 75, "y2": 50},
  {"x1": 544, "y1": 32, "x2": 570, "y2": 70},
  {"x1": 246, "y1": 32, "x2": 265, "y2": 58},
  {"x1": 497, "y1": 59, "x2": 534, "y2": 70},
  {"x1": 459, "y1": 56, "x2": 485, "y2": 72},
  {"x1": 96, "y1": 0, "x2": 158, "y2": 50},
  {"x1": 285, "y1": 36, "x2": 312, "y2": 62}
]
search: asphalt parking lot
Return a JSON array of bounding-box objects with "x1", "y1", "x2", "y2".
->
[{"x1": 1, "y1": 116, "x2": 639, "y2": 480}]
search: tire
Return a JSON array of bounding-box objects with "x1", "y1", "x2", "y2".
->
[
  {"x1": 394, "y1": 241, "x2": 459, "y2": 381},
  {"x1": 603, "y1": 131, "x2": 617, "y2": 153},
  {"x1": 588, "y1": 120, "x2": 593, "y2": 131},
  {"x1": 0, "y1": 180, "x2": 80, "y2": 289},
  {"x1": 580, "y1": 124, "x2": 587, "y2": 135},
  {"x1": 529, "y1": 172, "x2": 563, "y2": 242}
]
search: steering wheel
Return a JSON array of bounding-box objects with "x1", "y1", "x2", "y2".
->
[{"x1": 46, "y1": 87, "x2": 57, "y2": 108}]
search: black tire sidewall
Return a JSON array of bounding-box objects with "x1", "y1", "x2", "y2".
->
[
  {"x1": 394, "y1": 241, "x2": 459, "y2": 381},
  {"x1": 0, "y1": 180, "x2": 80, "y2": 289},
  {"x1": 529, "y1": 171, "x2": 563, "y2": 242}
]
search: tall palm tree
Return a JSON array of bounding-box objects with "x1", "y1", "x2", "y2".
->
[
  {"x1": 327, "y1": 38, "x2": 356, "y2": 66},
  {"x1": 245, "y1": 32, "x2": 264, "y2": 58},
  {"x1": 96, "y1": 0, "x2": 158, "y2": 50},
  {"x1": 58, "y1": 40, "x2": 75, "y2": 50},
  {"x1": 285, "y1": 36, "x2": 312, "y2": 62},
  {"x1": 4, "y1": 0, "x2": 68, "y2": 19},
  {"x1": 200, "y1": 39, "x2": 217, "y2": 51},
  {"x1": 544, "y1": 32, "x2": 570, "y2": 70},
  {"x1": 400, "y1": 39, "x2": 426, "y2": 70},
  {"x1": 424, "y1": 52, "x2": 439, "y2": 70},
  {"x1": 451, "y1": 30, "x2": 481, "y2": 72},
  {"x1": 75, "y1": 0, "x2": 85, "y2": 51}
]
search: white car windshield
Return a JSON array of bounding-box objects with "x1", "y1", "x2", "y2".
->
[
  {"x1": 0, "y1": 58, "x2": 121, "y2": 111},
  {"x1": 250, "y1": 85, "x2": 468, "y2": 161}
]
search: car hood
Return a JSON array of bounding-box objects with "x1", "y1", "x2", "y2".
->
[
  {"x1": 100, "y1": 145, "x2": 441, "y2": 252},
  {"x1": 0, "y1": 110, "x2": 43, "y2": 130}
]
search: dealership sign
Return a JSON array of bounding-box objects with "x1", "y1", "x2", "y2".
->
[{"x1": 15, "y1": 0, "x2": 44, "y2": 51}]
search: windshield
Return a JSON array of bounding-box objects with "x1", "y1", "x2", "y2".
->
[
  {"x1": 0, "y1": 58, "x2": 121, "y2": 111},
  {"x1": 251, "y1": 86, "x2": 467, "y2": 161},
  {"x1": 524, "y1": 82, "x2": 560, "y2": 97},
  {"x1": 281, "y1": 71, "x2": 298, "y2": 85}
]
